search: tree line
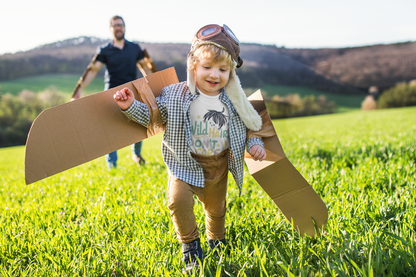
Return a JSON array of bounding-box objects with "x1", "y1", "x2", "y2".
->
[
  {"x1": 0, "y1": 88, "x2": 337, "y2": 147},
  {"x1": 265, "y1": 94, "x2": 336, "y2": 119},
  {"x1": 0, "y1": 37, "x2": 366, "y2": 96},
  {"x1": 3, "y1": 81, "x2": 415, "y2": 148},
  {"x1": 0, "y1": 54, "x2": 90, "y2": 81}
]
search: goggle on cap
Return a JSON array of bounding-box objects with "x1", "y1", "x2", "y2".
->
[{"x1": 191, "y1": 24, "x2": 243, "y2": 68}]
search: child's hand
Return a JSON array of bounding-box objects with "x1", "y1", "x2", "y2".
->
[
  {"x1": 249, "y1": 145, "x2": 266, "y2": 161},
  {"x1": 114, "y1": 88, "x2": 135, "y2": 110}
]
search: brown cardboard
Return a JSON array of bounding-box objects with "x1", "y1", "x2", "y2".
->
[
  {"x1": 139, "y1": 49, "x2": 158, "y2": 74},
  {"x1": 245, "y1": 90, "x2": 328, "y2": 237},
  {"x1": 25, "y1": 67, "x2": 178, "y2": 185}
]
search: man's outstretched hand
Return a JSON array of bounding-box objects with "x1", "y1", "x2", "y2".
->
[{"x1": 114, "y1": 88, "x2": 135, "y2": 110}]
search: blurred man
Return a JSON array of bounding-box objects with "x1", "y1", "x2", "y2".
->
[{"x1": 72, "y1": 15, "x2": 153, "y2": 169}]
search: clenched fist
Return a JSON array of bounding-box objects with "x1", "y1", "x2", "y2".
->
[
  {"x1": 114, "y1": 88, "x2": 135, "y2": 110},
  {"x1": 249, "y1": 144, "x2": 266, "y2": 161}
]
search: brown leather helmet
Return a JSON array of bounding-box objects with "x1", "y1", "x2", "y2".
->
[{"x1": 190, "y1": 24, "x2": 243, "y2": 68}]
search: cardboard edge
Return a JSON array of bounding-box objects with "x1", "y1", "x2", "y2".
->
[{"x1": 25, "y1": 67, "x2": 179, "y2": 185}]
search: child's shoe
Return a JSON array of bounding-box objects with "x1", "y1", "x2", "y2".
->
[
  {"x1": 182, "y1": 238, "x2": 204, "y2": 272},
  {"x1": 208, "y1": 239, "x2": 229, "y2": 257}
]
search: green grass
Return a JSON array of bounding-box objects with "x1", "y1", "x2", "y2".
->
[
  {"x1": 259, "y1": 84, "x2": 366, "y2": 112},
  {"x1": 0, "y1": 74, "x2": 105, "y2": 96},
  {"x1": 1, "y1": 107, "x2": 415, "y2": 276}
]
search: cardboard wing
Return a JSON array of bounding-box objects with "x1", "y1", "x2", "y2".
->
[
  {"x1": 25, "y1": 67, "x2": 178, "y2": 185},
  {"x1": 245, "y1": 90, "x2": 328, "y2": 237},
  {"x1": 142, "y1": 49, "x2": 158, "y2": 72}
]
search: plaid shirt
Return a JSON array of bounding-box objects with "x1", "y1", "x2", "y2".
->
[{"x1": 123, "y1": 81, "x2": 264, "y2": 194}]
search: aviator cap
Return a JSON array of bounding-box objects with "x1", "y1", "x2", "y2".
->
[{"x1": 190, "y1": 24, "x2": 243, "y2": 68}]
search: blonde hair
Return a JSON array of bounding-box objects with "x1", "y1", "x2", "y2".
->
[{"x1": 187, "y1": 43, "x2": 237, "y2": 72}]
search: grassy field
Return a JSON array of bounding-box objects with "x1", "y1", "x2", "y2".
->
[
  {"x1": 1, "y1": 107, "x2": 415, "y2": 276},
  {"x1": 259, "y1": 84, "x2": 366, "y2": 112},
  {"x1": 0, "y1": 74, "x2": 105, "y2": 96}
]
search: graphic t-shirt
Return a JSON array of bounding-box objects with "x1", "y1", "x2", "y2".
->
[{"x1": 190, "y1": 91, "x2": 230, "y2": 156}]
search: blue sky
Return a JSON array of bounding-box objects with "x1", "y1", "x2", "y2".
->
[{"x1": 1, "y1": 0, "x2": 415, "y2": 55}]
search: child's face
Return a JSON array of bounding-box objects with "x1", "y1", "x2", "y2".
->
[{"x1": 193, "y1": 57, "x2": 231, "y2": 96}]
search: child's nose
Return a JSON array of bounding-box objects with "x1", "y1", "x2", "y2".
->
[{"x1": 209, "y1": 69, "x2": 220, "y2": 78}]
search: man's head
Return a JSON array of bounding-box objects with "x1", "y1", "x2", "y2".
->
[{"x1": 110, "y1": 15, "x2": 125, "y2": 41}]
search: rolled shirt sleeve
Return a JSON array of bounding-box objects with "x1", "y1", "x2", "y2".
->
[{"x1": 122, "y1": 99, "x2": 151, "y2": 128}]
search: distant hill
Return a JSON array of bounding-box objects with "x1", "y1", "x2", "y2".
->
[
  {"x1": 2, "y1": 36, "x2": 415, "y2": 96},
  {"x1": 278, "y1": 42, "x2": 416, "y2": 91}
]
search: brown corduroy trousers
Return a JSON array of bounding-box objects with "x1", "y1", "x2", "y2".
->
[{"x1": 167, "y1": 149, "x2": 229, "y2": 244}]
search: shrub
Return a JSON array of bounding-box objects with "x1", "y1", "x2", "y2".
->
[
  {"x1": 0, "y1": 89, "x2": 65, "y2": 147},
  {"x1": 265, "y1": 94, "x2": 336, "y2": 119},
  {"x1": 378, "y1": 81, "x2": 416, "y2": 108},
  {"x1": 361, "y1": 95, "x2": 377, "y2": 111}
]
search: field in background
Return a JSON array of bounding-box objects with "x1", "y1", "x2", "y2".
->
[
  {"x1": 0, "y1": 74, "x2": 105, "y2": 97},
  {"x1": 0, "y1": 74, "x2": 365, "y2": 112},
  {"x1": 1, "y1": 107, "x2": 415, "y2": 276},
  {"x1": 260, "y1": 84, "x2": 365, "y2": 112}
]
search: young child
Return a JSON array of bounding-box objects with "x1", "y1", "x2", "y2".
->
[{"x1": 113, "y1": 24, "x2": 266, "y2": 271}]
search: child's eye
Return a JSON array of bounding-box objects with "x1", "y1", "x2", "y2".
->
[
  {"x1": 204, "y1": 66, "x2": 211, "y2": 69},
  {"x1": 220, "y1": 68, "x2": 229, "y2": 72}
]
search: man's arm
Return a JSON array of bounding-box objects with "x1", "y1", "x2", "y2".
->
[{"x1": 71, "y1": 60, "x2": 104, "y2": 100}]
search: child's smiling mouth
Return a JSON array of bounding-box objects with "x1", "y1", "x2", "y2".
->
[{"x1": 207, "y1": 80, "x2": 219, "y2": 85}]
